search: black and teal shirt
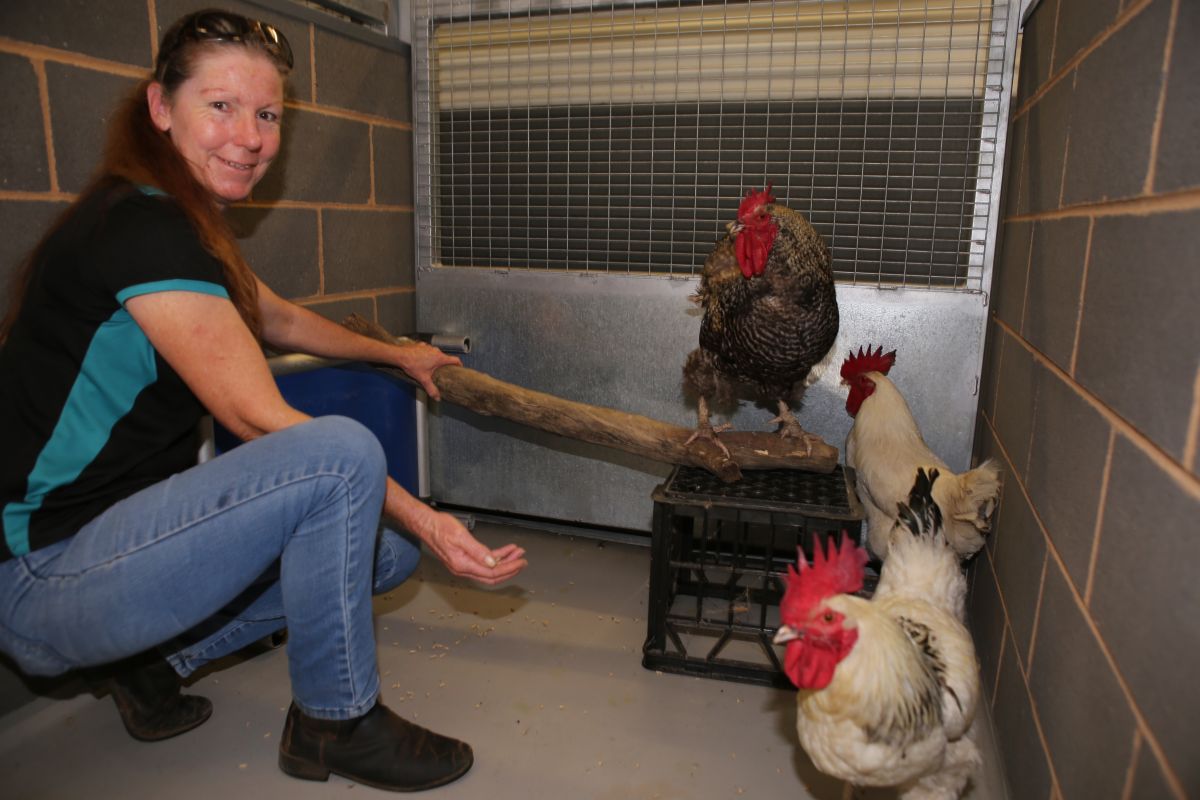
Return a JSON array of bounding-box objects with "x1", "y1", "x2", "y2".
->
[{"x1": 0, "y1": 180, "x2": 231, "y2": 562}]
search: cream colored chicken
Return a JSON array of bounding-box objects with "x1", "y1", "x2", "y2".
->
[
  {"x1": 774, "y1": 469, "x2": 981, "y2": 799},
  {"x1": 841, "y1": 346, "x2": 1001, "y2": 560}
]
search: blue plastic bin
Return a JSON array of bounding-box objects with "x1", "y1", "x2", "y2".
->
[{"x1": 213, "y1": 363, "x2": 420, "y2": 497}]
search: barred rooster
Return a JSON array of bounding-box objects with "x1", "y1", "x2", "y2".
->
[
  {"x1": 682, "y1": 186, "x2": 839, "y2": 456},
  {"x1": 774, "y1": 469, "x2": 982, "y2": 799}
]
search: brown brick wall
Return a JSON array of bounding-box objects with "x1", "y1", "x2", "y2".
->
[{"x1": 970, "y1": 0, "x2": 1199, "y2": 798}]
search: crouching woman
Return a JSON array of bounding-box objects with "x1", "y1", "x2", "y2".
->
[{"x1": 0, "y1": 8, "x2": 526, "y2": 792}]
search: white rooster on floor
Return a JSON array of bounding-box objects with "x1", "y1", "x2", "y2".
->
[{"x1": 773, "y1": 469, "x2": 982, "y2": 799}]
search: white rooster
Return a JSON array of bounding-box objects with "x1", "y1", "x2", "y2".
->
[
  {"x1": 773, "y1": 469, "x2": 982, "y2": 799},
  {"x1": 842, "y1": 346, "x2": 1001, "y2": 560}
]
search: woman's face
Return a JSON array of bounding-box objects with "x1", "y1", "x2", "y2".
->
[{"x1": 148, "y1": 48, "x2": 284, "y2": 204}]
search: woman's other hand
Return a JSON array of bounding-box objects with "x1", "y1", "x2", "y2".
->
[{"x1": 393, "y1": 342, "x2": 461, "y2": 401}]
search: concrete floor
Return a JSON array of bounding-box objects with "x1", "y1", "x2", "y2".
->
[{"x1": 0, "y1": 521, "x2": 1009, "y2": 799}]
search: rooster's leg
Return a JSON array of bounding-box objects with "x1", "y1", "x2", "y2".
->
[
  {"x1": 770, "y1": 400, "x2": 824, "y2": 457},
  {"x1": 684, "y1": 396, "x2": 732, "y2": 458}
]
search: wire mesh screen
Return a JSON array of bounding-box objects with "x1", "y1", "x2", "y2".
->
[{"x1": 413, "y1": 0, "x2": 1013, "y2": 289}]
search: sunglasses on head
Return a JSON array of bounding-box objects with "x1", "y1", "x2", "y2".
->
[{"x1": 158, "y1": 10, "x2": 294, "y2": 77}]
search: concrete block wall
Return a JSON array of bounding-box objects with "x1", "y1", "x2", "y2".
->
[
  {"x1": 0, "y1": 0, "x2": 416, "y2": 332},
  {"x1": 970, "y1": 0, "x2": 1198, "y2": 798},
  {"x1": 0, "y1": 0, "x2": 415, "y2": 713}
]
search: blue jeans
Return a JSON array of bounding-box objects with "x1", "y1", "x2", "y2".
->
[{"x1": 0, "y1": 416, "x2": 420, "y2": 720}]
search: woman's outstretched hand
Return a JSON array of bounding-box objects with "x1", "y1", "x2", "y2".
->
[{"x1": 420, "y1": 508, "x2": 527, "y2": 586}]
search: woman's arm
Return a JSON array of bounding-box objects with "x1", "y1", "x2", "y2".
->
[
  {"x1": 255, "y1": 279, "x2": 460, "y2": 400},
  {"x1": 126, "y1": 290, "x2": 526, "y2": 584},
  {"x1": 127, "y1": 290, "x2": 303, "y2": 441}
]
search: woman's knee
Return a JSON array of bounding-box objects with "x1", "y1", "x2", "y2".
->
[
  {"x1": 303, "y1": 416, "x2": 386, "y2": 472},
  {"x1": 293, "y1": 417, "x2": 388, "y2": 502},
  {"x1": 0, "y1": 624, "x2": 74, "y2": 677},
  {"x1": 272, "y1": 417, "x2": 387, "y2": 539}
]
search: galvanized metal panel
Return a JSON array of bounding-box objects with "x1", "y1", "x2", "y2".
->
[{"x1": 419, "y1": 269, "x2": 987, "y2": 532}]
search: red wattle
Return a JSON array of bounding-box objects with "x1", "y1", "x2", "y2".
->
[
  {"x1": 785, "y1": 641, "x2": 838, "y2": 689},
  {"x1": 846, "y1": 387, "x2": 861, "y2": 417},
  {"x1": 845, "y1": 378, "x2": 875, "y2": 418},
  {"x1": 752, "y1": 236, "x2": 768, "y2": 275},
  {"x1": 736, "y1": 233, "x2": 754, "y2": 278},
  {"x1": 782, "y1": 628, "x2": 859, "y2": 690},
  {"x1": 735, "y1": 218, "x2": 779, "y2": 278}
]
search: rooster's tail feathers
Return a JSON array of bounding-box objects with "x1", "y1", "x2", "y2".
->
[
  {"x1": 895, "y1": 467, "x2": 943, "y2": 540},
  {"x1": 950, "y1": 459, "x2": 1002, "y2": 533}
]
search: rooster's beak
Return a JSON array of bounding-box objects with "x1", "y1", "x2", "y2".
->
[{"x1": 773, "y1": 624, "x2": 801, "y2": 645}]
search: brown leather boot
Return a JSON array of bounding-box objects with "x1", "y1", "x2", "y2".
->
[
  {"x1": 278, "y1": 701, "x2": 473, "y2": 791},
  {"x1": 107, "y1": 652, "x2": 213, "y2": 742}
]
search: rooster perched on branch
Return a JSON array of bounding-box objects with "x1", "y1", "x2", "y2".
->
[
  {"x1": 682, "y1": 186, "x2": 839, "y2": 458},
  {"x1": 842, "y1": 346, "x2": 1001, "y2": 560},
  {"x1": 774, "y1": 469, "x2": 982, "y2": 800}
]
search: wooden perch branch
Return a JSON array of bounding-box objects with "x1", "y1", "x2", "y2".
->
[{"x1": 342, "y1": 314, "x2": 838, "y2": 482}]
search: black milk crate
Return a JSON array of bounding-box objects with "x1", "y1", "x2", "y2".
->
[{"x1": 642, "y1": 464, "x2": 871, "y2": 689}]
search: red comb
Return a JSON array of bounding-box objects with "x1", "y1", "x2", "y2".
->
[
  {"x1": 781, "y1": 534, "x2": 868, "y2": 619},
  {"x1": 840, "y1": 345, "x2": 897, "y2": 382},
  {"x1": 737, "y1": 184, "x2": 776, "y2": 220}
]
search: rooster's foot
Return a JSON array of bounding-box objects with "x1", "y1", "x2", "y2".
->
[
  {"x1": 770, "y1": 417, "x2": 824, "y2": 457},
  {"x1": 685, "y1": 422, "x2": 733, "y2": 458}
]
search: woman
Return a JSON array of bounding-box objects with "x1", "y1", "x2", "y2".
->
[{"x1": 0, "y1": 9, "x2": 526, "y2": 792}]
